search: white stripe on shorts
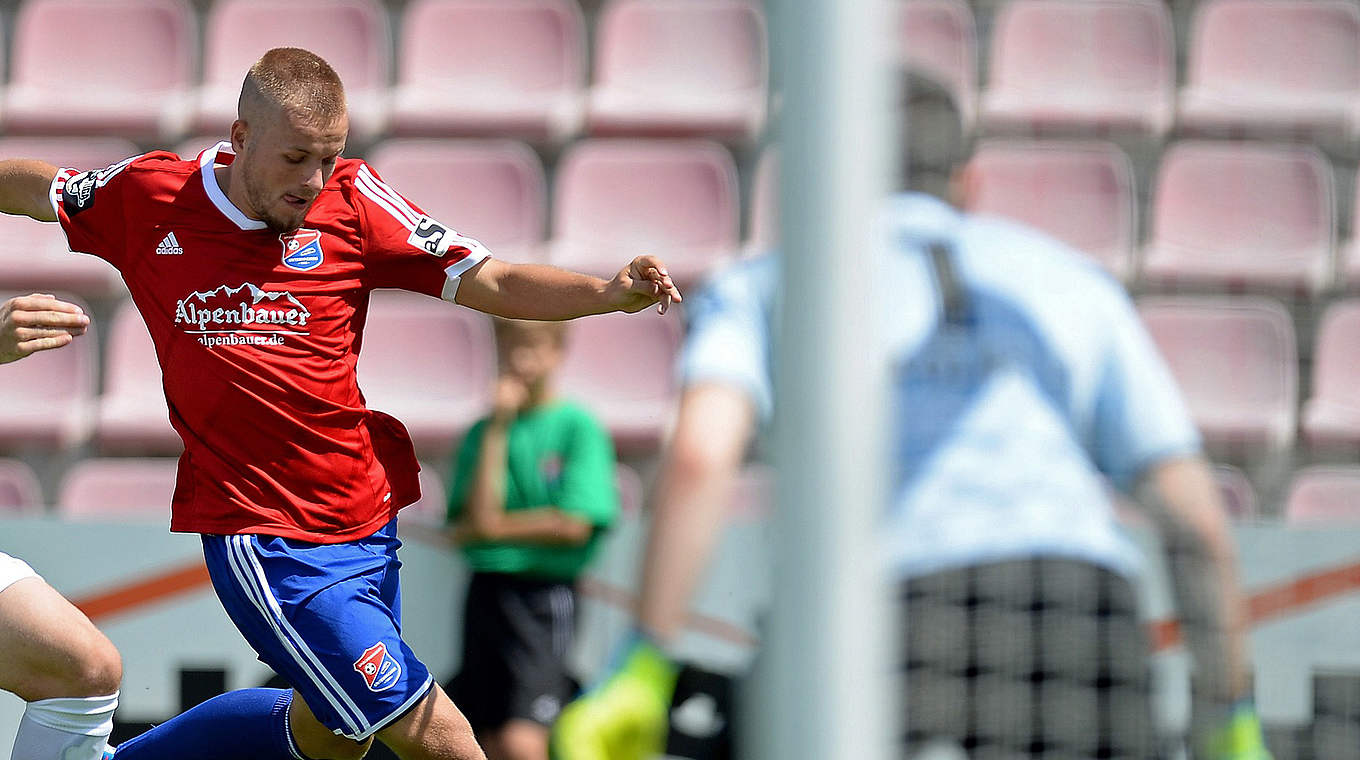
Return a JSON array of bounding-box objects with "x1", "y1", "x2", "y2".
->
[{"x1": 223, "y1": 535, "x2": 369, "y2": 737}]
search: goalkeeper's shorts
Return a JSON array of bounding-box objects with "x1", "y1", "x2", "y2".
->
[{"x1": 900, "y1": 557, "x2": 1154, "y2": 760}]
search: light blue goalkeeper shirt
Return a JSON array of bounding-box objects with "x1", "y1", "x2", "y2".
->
[{"x1": 679, "y1": 193, "x2": 1201, "y2": 579}]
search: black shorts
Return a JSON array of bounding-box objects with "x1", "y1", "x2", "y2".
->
[
  {"x1": 900, "y1": 557, "x2": 1155, "y2": 760},
  {"x1": 449, "y1": 572, "x2": 578, "y2": 731}
]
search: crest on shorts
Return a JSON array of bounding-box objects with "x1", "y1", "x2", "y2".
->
[
  {"x1": 280, "y1": 228, "x2": 324, "y2": 271},
  {"x1": 353, "y1": 642, "x2": 401, "y2": 692}
]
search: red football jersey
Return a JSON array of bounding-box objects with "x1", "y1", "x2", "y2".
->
[{"x1": 53, "y1": 142, "x2": 491, "y2": 542}]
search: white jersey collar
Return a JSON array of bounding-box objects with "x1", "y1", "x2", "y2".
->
[{"x1": 200, "y1": 141, "x2": 268, "y2": 231}]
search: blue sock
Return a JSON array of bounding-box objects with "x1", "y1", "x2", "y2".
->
[{"x1": 111, "y1": 688, "x2": 302, "y2": 760}]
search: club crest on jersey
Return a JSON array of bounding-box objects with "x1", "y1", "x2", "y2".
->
[
  {"x1": 280, "y1": 229, "x2": 324, "y2": 271},
  {"x1": 353, "y1": 642, "x2": 401, "y2": 692}
]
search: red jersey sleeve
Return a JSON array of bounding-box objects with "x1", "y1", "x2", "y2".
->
[
  {"x1": 352, "y1": 161, "x2": 492, "y2": 300},
  {"x1": 51, "y1": 154, "x2": 143, "y2": 269}
]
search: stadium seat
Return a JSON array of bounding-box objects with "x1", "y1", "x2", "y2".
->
[
  {"x1": 557, "y1": 311, "x2": 682, "y2": 454},
  {"x1": 355, "y1": 291, "x2": 496, "y2": 461},
  {"x1": 0, "y1": 293, "x2": 97, "y2": 451},
  {"x1": 1178, "y1": 0, "x2": 1360, "y2": 146},
  {"x1": 1284, "y1": 466, "x2": 1360, "y2": 524},
  {"x1": 899, "y1": 0, "x2": 978, "y2": 130},
  {"x1": 97, "y1": 300, "x2": 179, "y2": 454},
  {"x1": 979, "y1": 0, "x2": 1175, "y2": 137},
  {"x1": 365, "y1": 140, "x2": 548, "y2": 264},
  {"x1": 1138, "y1": 297, "x2": 1297, "y2": 456},
  {"x1": 1303, "y1": 299, "x2": 1360, "y2": 449},
  {"x1": 962, "y1": 140, "x2": 1136, "y2": 280},
  {"x1": 56, "y1": 457, "x2": 179, "y2": 522},
  {"x1": 548, "y1": 140, "x2": 740, "y2": 286},
  {"x1": 0, "y1": 138, "x2": 139, "y2": 297},
  {"x1": 4, "y1": 0, "x2": 195, "y2": 140},
  {"x1": 388, "y1": 0, "x2": 587, "y2": 142},
  {"x1": 1141, "y1": 142, "x2": 1335, "y2": 295},
  {"x1": 745, "y1": 148, "x2": 778, "y2": 256},
  {"x1": 193, "y1": 0, "x2": 390, "y2": 138},
  {"x1": 1213, "y1": 464, "x2": 1258, "y2": 520},
  {"x1": 395, "y1": 468, "x2": 450, "y2": 529},
  {"x1": 1339, "y1": 189, "x2": 1360, "y2": 289},
  {"x1": 586, "y1": 0, "x2": 768, "y2": 141},
  {"x1": 0, "y1": 458, "x2": 43, "y2": 514}
]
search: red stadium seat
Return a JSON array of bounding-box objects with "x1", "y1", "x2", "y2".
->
[
  {"x1": 1138, "y1": 296, "x2": 1297, "y2": 456},
  {"x1": 899, "y1": 0, "x2": 978, "y2": 130},
  {"x1": 1141, "y1": 142, "x2": 1335, "y2": 295},
  {"x1": 0, "y1": 458, "x2": 43, "y2": 514},
  {"x1": 962, "y1": 140, "x2": 1136, "y2": 280},
  {"x1": 365, "y1": 140, "x2": 548, "y2": 264},
  {"x1": 1284, "y1": 466, "x2": 1360, "y2": 524},
  {"x1": 745, "y1": 148, "x2": 779, "y2": 256},
  {"x1": 557, "y1": 312, "x2": 682, "y2": 454},
  {"x1": 394, "y1": 468, "x2": 451, "y2": 529},
  {"x1": 389, "y1": 0, "x2": 587, "y2": 142},
  {"x1": 1213, "y1": 464, "x2": 1258, "y2": 520},
  {"x1": 548, "y1": 140, "x2": 739, "y2": 286},
  {"x1": 586, "y1": 0, "x2": 768, "y2": 140},
  {"x1": 355, "y1": 291, "x2": 496, "y2": 461},
  {"x1": 96, "y1": 300, "x2": 179, "y2": 454},
  {"x1": 979, "y1": 0, "x2": 1174, "y2": 138},
  {"x1": 4, "y1": 0, "x2": 195, "y2": 140},
  {"x1": 1302, "y1": 299, "x2": 1360, "y2": 450},
  {"x1": 1179, "y1": 0, "x2": 1360, "y2": 146},
  {"x1": 193, "y1": 0, "x2": 390, "y2": 138},
  {"x1": 0, "y1": 293, "x2": 96, "y2": 451},
  {"x1": 1339, "y1": 188, "x2": 1360, "y2": 289},
  {"x1": 0, "y1": 139, "x2": 139, "y2": 297},
  {"x1": 56, "y1": 457, "x2": 178, "y2": 522}
]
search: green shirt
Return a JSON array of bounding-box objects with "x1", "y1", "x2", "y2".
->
[{"x1": 447, "y1": 400, "x2": 619, "y2": 579}]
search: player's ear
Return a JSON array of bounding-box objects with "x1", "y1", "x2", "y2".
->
[{"x1": 230, "y1": 120, "x2": 249, "y2": 154}]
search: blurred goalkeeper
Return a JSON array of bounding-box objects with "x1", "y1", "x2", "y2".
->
[{"x1": 552, "y1": 77, "x2": 1271, "y2": 760}]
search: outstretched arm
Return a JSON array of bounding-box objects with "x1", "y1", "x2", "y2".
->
[
  {"x1": 0, "y1": 294, "x2": 90, "y2": 364},
  {"x1": 453, "y1": 256, "x2": 682, "y2": 320},
  {"x1": 0, "y1": 159, "x2": 59, "y2": 222}
]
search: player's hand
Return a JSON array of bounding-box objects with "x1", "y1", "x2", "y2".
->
[
  {"x1": 552, "y1": 632, "x2": 679, "y2": 760},
  {"x1": 1203, "y1": 700, "x2": 1273, "y2": 760},
  {"x1": 606, "y1": 256, "x2": 683, "y2": 315},
  {"x1": 0, "y1": 294, "x2": 89, "y2": 364},
  {"x1": 491, "y1": 374, "x2": 529, "y2": 423}
]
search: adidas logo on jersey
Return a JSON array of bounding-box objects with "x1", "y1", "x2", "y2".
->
[{"x1": 156, "y1": 232, "x2": 183, "y2": 255}]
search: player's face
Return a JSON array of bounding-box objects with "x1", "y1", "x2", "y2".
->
[{"x1": 235, "y1": 109, "x2": 348, "y2": 232}]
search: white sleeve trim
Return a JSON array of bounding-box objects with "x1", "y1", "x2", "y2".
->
[{"x1": 439, "y1": 246, "x2": 492, "y2": 302}]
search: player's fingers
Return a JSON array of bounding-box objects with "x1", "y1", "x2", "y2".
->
[
  {"x1": 16, "y1": 334, "x2": 74, "y2": 355},
  {"x1": 10, "y1": 308, "x2": 90, "y2": 330},
  {"x1": 11, "y1": 294, "x2": 86, "y2": 315},
  {"x1": 16, "y1": 325, "x2": 85, "y2": 341},
  {"x1": 656, "y1": 294, "x2": 671, "y2": 315}
]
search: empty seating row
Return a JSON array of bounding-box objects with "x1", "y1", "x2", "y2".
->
[
  {"x1": 964, "y1": 139, "x2": 1357, "y2": 294},
  {"x1": 0, "y1": 137, "x2": 756, "y2": 297},
  {"x1": 0, "y1": 457, "x2": 667, "y2": 526},
  {"x1": 0, "y1": 0, "x2": 768, "y2": 143},
  {"x1": 0, "y1": 291, "x2": 679, "y2": 460},
  {"x1": 961, "y1": 0, "x2": 1360, "y2": 144}
]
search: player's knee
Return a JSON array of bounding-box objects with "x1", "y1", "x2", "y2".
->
[
  {"x1": 60, "y1": 631, "x2": 122, "y2": 698},
  {"x1": 301, "y1": 732, "x2": 373, "y2": 760}
]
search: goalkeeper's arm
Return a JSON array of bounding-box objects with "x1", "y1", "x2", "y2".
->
[{"x1": 1138, "y1": 455, "x2": 1270, "y2": 759}]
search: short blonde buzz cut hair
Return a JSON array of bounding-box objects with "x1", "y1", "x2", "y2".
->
[{"x1": 238, "y1": 47, "x2": 347, "y2": 125}]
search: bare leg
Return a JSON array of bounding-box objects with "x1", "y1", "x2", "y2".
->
[
  {"x1": 376, "y1": 684, "x2": 486, "y2": 760},
  {"x1": 0, "y1": 577, "x2": 121, "y2": 701},
  {"x1": 288, "y1": 690, "x2": 373, "y2": 760}
]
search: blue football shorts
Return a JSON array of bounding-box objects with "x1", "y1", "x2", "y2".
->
[{"x1": 202, "y1": 518, "x2": 434, "y2": 740}]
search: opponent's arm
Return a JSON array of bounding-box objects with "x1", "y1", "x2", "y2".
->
[
  {"x1": 636, "y1": 383, "x2": 757, "y2": 640},
  {"x1": 1137, "y1": 456, "x2": 1268, "y2": 759},
  {"x1": 453, "y1": 257, "x2": 681, "y2": 320},
  {"x1": 0, "y1": 160, "x2": 59, "y2": 222}
]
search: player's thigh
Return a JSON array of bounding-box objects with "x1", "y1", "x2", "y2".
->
[
  {"x1": 288, "y1": 689, "x2": 373, "y2": 760},
  {"x1": 0, "y1": 574, "x2": 121, "y2": 700},
  {"x1": 377, "y1": 681, "x2": 485, "y2": 760}
]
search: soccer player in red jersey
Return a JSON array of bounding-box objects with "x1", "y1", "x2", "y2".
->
[
  {"x1": 0, "y1": 294, "x2": 121, "y2": 760},
  {"x1": 0, "y1": 48, "x2": 679, "y2": 760}
]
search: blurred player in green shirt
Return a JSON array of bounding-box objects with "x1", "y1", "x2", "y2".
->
[{"x1": 447, "y1": 317, "x2": 620, "y2": 760}]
